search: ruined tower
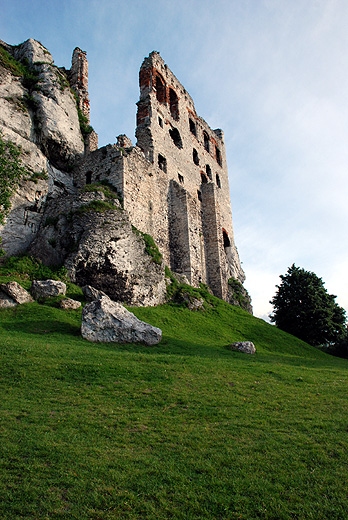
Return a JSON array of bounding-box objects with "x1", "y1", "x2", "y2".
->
[
  {"x1": 134, "y1": 52, "x2": 245, "y2": 299},
  {"x1": 76, "y1": 51, "x2": 245, "y2": 301}
]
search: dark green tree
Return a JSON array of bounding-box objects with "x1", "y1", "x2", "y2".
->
[{"x1": 269, "y1": 264, "x2": 347, "y2": 346}]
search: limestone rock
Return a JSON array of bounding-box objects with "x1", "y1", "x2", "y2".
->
[
  {"x1": 0, "y1": 291, "x2": 17, "y2": 308},
  {"x1": 82, "y1": 285, "x2": 108, "y2": 302},
  {"x1": 31, "y1": 279, "x2": 66, "y2": 299},
  {"x1": 0, "y1": 281, "x2": 34, "y2": 304},
  {"x1": 59, "y1": 298, "x2": 81, "y2": 310},
  {"x1": 81, "y1": 295, "x2": 162, "y2": 345},
  {"x1": 230, "y1": 341, "x2": 256, "y2": 355}
]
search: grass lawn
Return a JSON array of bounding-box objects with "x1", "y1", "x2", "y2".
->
[{"x1": 0, "y1": 278, "x2": 347, "y2": 519}]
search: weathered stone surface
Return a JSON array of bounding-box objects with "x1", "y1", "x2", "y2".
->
[
  {"x1": 0, "y1": 281, "x2": 34, "y2": 304},
  {"x1": 230, "y1": 341, "x2": 256, "y2": 355},
  {"x1": 82, "y1": 285, "x2": 108, "y2": 302},
  {"x1": 81, "y1": 296, "x2": 162, "y2": 345},
  {"x1": 0, "y1": 291, "x2": 17, "y2": 308},
  {"x1": 59, "y1": 298, "x2": 81, "y2": 310},
  {"x1": 31, "y1": 279, "x2": 66, "y2": 299}
]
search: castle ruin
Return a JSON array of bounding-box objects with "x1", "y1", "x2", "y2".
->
[{"x1": 74, "y1": 50, "x2": 245, "y2": 300}]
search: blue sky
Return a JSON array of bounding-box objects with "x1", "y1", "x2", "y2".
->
[{"x1": 2, "y1": 0, "x2": 348, "y2": 320}]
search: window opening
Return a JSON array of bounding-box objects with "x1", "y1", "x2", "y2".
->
[
  {"x1": 216, "y1": 146, "x2": 222, "y2": 166},
  {"x1": 206, "y1": 164, "x2": 212, "y2": 179},
  {"x1": 189, "y1": 118, "x2": 197, "y2": 136},
  {"x1": 197, "y1": 190, "x2": 202, "y2": 202},
  {"x1": 203, "y1": 131, "x2": 210, "y2": 152},
  {"x1": 158, "y1": 116, "x2": 163, "y2": 128},
  {"x1": 155, "y1": 74, "x2": 166, "y2": 104},
  {"x1": 169, "y1": 88, "x2": 179, "y2": 120},
  {"x1": 178, "y1": 173, "x2": 184, "y2": 184},
  {"x1": 86, "y1": 171, "x2": 92, "y2": 184},
  {"x1": 193, "y1": 148, "x2": 199, "y2": 166},
  {"x1": 201, "y1": 172, "x2": 208, "y2": 184},
  {"x1": 223, "y1": 229, "x2": 231, "y2": 248},
  {"x1": 169, "y1": 127, "x2": 183, "y2": 149},
  {"x1": 158, "y1": 154, "x2": 167, "y2": 173},
  {"x1": 216, "y1": 173, "x2": 221, "y2": 188}
]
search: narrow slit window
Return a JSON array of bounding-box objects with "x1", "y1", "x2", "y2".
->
[
  {"x1": 158, "y1": 154, "x2": 167, "y2": 173},
  {"x1": 216, "y1": 173, "x2": 221, "y2": 188},
  {"x1": 155, "y1": 74, "x2": 166, "y2": 104},
  {"x1": 223, "y1": 229, "x2": 231, "y2": 248},
  {"x1": 169, "y1": 88, "x2": 179, "y2": 120},
  {"x1": 206, "y1": 164, "x2": 212, "y2": 179},
  {"x1": 216, "y1": 146, "x2": 222, "y2": 166},
  {"x1": 203, "y1": 131, "x2": 210, "y2": 152},
  {"x1": 201, "y1": 172, "x2": 208, "y2": 184},
  {"x1": 193, "y1": 148, "x2": 199, "y2": 166},
  {"x1": 158, "y1": 116, "x2": 163, "y2": 127},
  {"x1": 189, "y1": 118, "x2": 197, "y2": 136}
]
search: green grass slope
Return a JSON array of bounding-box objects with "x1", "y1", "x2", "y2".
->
[{"x1": 0, "y1": 282, "x2": 347, "y2": 519}]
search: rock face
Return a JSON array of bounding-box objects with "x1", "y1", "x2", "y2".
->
[
  {"x1": 230, "y1": 341, "x2": 256, "y2": 355},
  {"x1": 81, "y1": 296, "x2": 162, "y2": 345},
  {"x1": 28, "y1": 193, "x2": 166, "y2": 307},
  {"x1": 31, "y1": 279, "x2": 66, "y2": 299}
]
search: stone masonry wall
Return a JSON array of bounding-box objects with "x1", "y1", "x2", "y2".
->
[{"x1": 75, "y1": 50, "x2": 245, "y2": 300}]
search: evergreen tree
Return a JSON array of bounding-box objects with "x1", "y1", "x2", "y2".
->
[{"x1": 270, "y1": 264, "x2": 346, "y2": 346}]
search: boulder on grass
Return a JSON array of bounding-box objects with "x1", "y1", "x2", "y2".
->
[
  {"x1": 230, "y1": 341, "x2": 256, "y2": 354},
  {"x1": 81, "y1": 296, "x2": 162, "y2": 345},
  {"x1": 0, "y1": 281, "x2": 34, "y2": 304},
  {"x1": 31, "y1": 280, "x2": 66, "y2": 299},
  {"x1": 59, "y1": 298, "x2": 81, "y2": 310}
]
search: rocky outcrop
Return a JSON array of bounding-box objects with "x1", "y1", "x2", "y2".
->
[
  {"x1": 28, "y1": 189, "x2": 166, "y2": 306},
  {"x1": 0, "y1": 38, "x2": 84, "y2": 256},
  {"x1": 81, "y1": 296, "x2": 162, "y2": 345}
]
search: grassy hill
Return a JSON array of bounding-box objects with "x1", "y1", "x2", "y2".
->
[{"x1": 0, "y1": 264, "x2": 347, "y2": 519}]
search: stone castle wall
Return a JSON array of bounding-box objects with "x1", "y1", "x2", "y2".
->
[{"x1": 75, "y1": 51, "x2": 245, "y2": 300}]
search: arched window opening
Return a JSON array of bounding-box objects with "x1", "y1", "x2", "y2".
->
[
  {"x1": 86, "y1": 171, "x2": 92, "y2": 184},
  {"x1": 189, "y1": 118, "x2": 197, "y2": 136},
  {"x1": 206, "y1": 164, "x2": 212, "y2": 179},
  {"x1": 216, "y1": 146, "x2": 222, "y2": 166},
  {"x1": 155, "y1": 74, "x2": 166, "y2": 104},
  {"x1": 169, "y1": 127, "x2": 183, "y2": 149},
  {"x1": 193, "y1": 148, "x2": 199, "y2": 166},
  {"x1": 169, "y1": 88, "x2": 179, "y2": 120},
  {"x1": 223, "y1": 229, "x2": 230, "y2": 248},
  {"x1": 203, "y1": 131, "x2": 210, "y2": 152},
  {"x1": 201, "y1": 172, "x2": 208, "y2": 184},
  {"x1": 178, "y1": 173, "x2": 184, "y2": 184},
  {"x1": 197, "y1": 190, "x2": 202, "y2": 202},
  {"x1": 158, "y1": 154, "x2": 167, "y2": 173},
  {"x1": 216, "y1": 173, "x2": 221, "y2": 188}
]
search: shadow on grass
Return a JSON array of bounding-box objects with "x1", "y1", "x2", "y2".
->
[{"x1": 1, "y1": 318, "x2": 81, "y2": 336}]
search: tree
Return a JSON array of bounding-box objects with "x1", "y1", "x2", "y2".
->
[{"x1": 269, "y1": 264, "x2": 347, "y2": 347}]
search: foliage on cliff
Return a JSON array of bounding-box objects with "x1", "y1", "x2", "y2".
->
[{"x1": 0, "y1": 133, "x2": 28, "y2": 225}]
